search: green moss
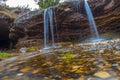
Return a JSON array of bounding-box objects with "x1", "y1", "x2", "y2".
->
[
  {"x1": 0, "y1": 52, "x2": 12, "y2": 60},
  {"x1": 62, "y1": 51, "x2": 74, "y2": 63},
  {"x1": 27, "y1": 46, "x2": 38, "y2": 52}
]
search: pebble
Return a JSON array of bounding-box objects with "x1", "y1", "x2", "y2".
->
[
  {"x1": 116, "y1": 46, "x2": 120, "y2": 50},
  {"x1": 112, "y1": 64, "x2": 119, "y2": 67},
  {"x1": 78, "y1": 76, "x2": 85, "y2": 80},
  {"x1": 87, "y1": 77, "x2": 96, "y2": 80},
  {"x1": 19, "y1": 47, "x2": 27, "y2": 53},
  {"x1": 43, "y1": 77, "x2": 49, "y2": 80},
  {"x1": 99, "y1": 49, "x2": 105, "y2": 53},
  {"x1": 114, "y1": 51, "x2": 120, "y2": 54},
  {"x1": 94, "y1": 71, "x2": 111, "y2": 79},
  {"x1": 17, "y1": 73, "x2": 24, "y2": 76}
]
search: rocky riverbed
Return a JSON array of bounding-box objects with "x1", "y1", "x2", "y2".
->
[
  {"x1": 76, "y1": 38, "x2": 120, "y2": 52},
  {"x1": 0, "y1": 38, "x2": 120, "y2": 80}
]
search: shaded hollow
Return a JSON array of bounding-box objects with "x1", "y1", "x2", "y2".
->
[{"x1": 0, "y1": 20, "x2": 11, "y2": 50}]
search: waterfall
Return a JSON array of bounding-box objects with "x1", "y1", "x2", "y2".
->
[
  {"x1": 44, "y1": 7, "x2": 55, "y2": 49},
  {"x1": 84, "y1": 0, "x2": 100, "y2": 39}
]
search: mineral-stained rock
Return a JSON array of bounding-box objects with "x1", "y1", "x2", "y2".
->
[{"x1": 9, "y1": 0, "x2": 120, "y2": 47}]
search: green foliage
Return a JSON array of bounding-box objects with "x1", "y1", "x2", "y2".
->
[
  {"x1": 27, "y1": 46, "x2": 38, "y2": 52},
  {"x1": 35, "y1": 0, "x2": 60, "y2": 9},
  {"x1": 62, "y1": 51, "x2": 74, "y2": 63},
  {"x1": 0, "y1": 52, "x2": 12, "y2": 60}
]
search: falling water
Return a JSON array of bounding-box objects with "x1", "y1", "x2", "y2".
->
[
  {"x1": 84, "y1": 0, "x2": 100, "y2": 41},
  {"x1": 43, "y1": 8, "x2": 60, "y2": 77},
  {"x1": 44, "y1": 7, "x2": 55, "y2": 49}
]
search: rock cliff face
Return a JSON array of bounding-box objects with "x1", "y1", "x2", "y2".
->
[{"x1": 9, "y1": 0, "x2": 120, "y2": 47}]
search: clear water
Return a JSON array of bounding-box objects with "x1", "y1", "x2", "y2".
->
[
  {"x1": 89, "y1": 37, "x2": 105, "y2": 43},
  {"x1": 84, "y1": 0, "x2": 100, "y2": 40},
  {"x1": 44, "y1": 7, "x2": 55, "y2": 49},
  {"x1": 82, "y1": 37, "x2": 106, "y2": 43}
]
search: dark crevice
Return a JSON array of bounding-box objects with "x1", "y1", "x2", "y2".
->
[{"x1": 0, "y1": 20, "x2": 12, "y2": 50}]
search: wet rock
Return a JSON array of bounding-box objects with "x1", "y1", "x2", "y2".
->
[
  {"x1": 43, "y1": 77, "x2": 49, "y2": 80},
  {"x1": 94, "y1": 71, "x2": 111, "y2": 79},
  {"x1": 99, "y1": 49, "x2": 105, "y2": 53},
  {"x1": 112, "y1": 64, "x2": 119, "y2": 67},
  {"x1": 19, "y1": 47, "x2": 27, "y2": 53},
  {"x1": 17, "y1": 73, "x2": 24, "y2": 76},
  {"x1": 87, "y1": 77, "x2": 97, "y2": 80},
  {"x1": 115, "y1": 46, "x2": 120, "y2": 50}
]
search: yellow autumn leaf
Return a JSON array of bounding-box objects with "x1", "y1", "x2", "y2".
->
[
  {"x1": 32, "y1": 64, "x2": 37, "y2": 67},
  {"x1": 32, "y1": 69, "x2": 40, "y2": 74},
  {"x1": 20, "y1": 67, "x2": 31, "y2": 72},
  {"x1": 2, "y1": 76, "x2": 9, "y2": 79}
]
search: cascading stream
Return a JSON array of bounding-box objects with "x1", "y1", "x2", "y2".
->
[
  {"x1": 44, "y1": 7, "x2": 55, "y2": 49},
  {"x1": 84, "y1": 0, "x2": 100, "y2": 39}
]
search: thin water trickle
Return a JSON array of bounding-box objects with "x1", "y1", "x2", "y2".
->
[
  {"x1": 84, "y1": 0, "x2": 100, "y2": 39},
  {"x1": 44, "y1": 7, "x2": 55, "y2": 49}
]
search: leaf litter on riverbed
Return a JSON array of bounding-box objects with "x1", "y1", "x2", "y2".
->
[
  {"x1": 26, "y1": 48, "x2": 119, "y2": 78},
  {"x1": 2, "y1": 45, "x2": 119, "y2": 80}
]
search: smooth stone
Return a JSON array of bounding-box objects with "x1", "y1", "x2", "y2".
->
[
  {"x1": 78, "y1": 76, "x2": 85, "y2": 80},
  {"x1": 94, "y1": 71, "x2": 111, "y2": 79},
  {"x1": 114, "y1": 51, "x2": 120, "y2": 54},
  {"x1": 17, "y1": 73, "x2": 24, "y2": 76},
  {"x1": 99, "y1": 49, "x2": 105, "y2": 53},
  {"x1": 19, "y1": 47, "x2": 27, "y2": 53},
  {"x1": 87, "y1": 77, "x2": 96, "y2": 80},
  {"x1": 112, "y1": 64, "x2": 119, "y2": 67},
  {"x1": 116, "y1": 46, "x2": 120, "y2": 50},
  {"x1": 43, "y1": 77, "x2": 49, "y2": 80}
]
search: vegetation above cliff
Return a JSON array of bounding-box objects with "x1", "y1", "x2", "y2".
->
[{"x1": 34, "y1": 0, "x2": 60, "y2": 9}]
